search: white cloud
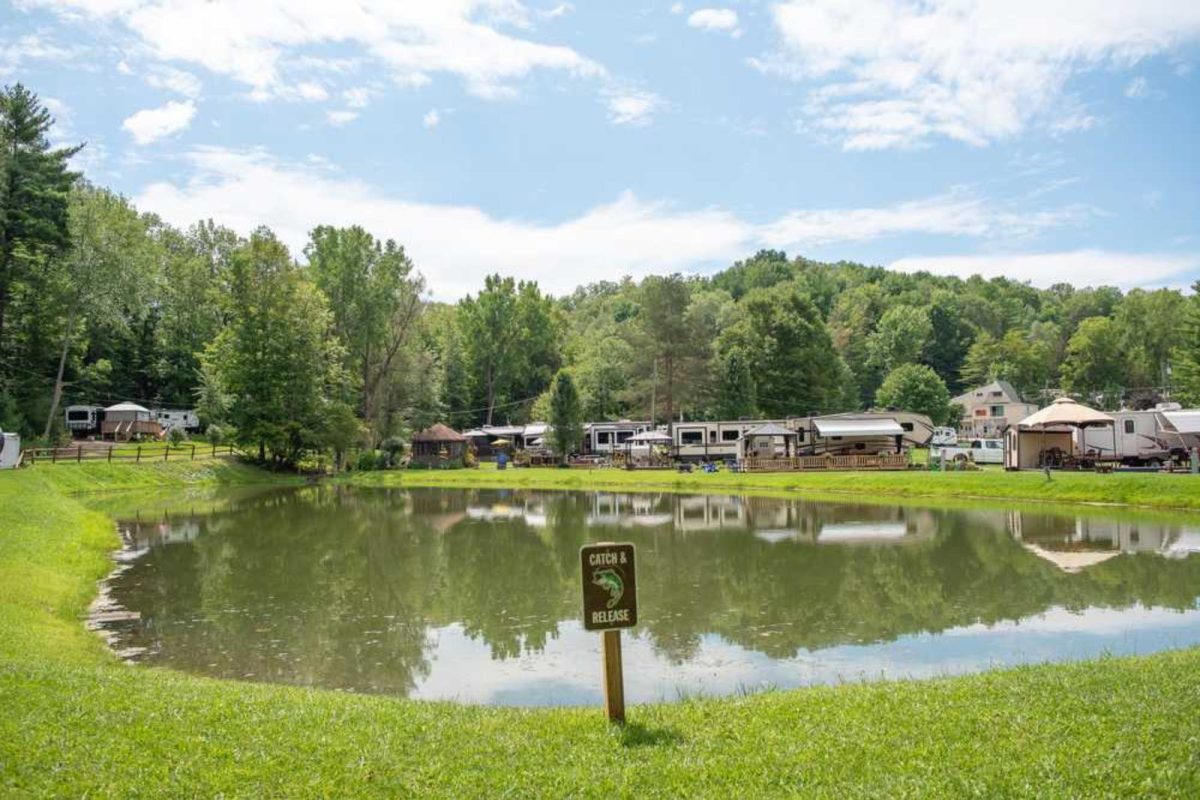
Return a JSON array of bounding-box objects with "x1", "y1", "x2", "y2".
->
[
  {"x1": 325, "y1": 110, "x2": 358, "y2": 126},
  {"x1": 890, "y1": 251, "x2": 1199, "y2": 290},
  {"x1": 146, "y1": 66, "x2": 202, "y2": 97},
  {"x1": 757, "y1": 0, "x2": 1200, "y2": 149},
  {"x1": 670, "y1": 2, "x2": 684, "y2": 15},
  {"x1": 605, "y1": 89, "x2": 662, "y2": 126},
  {"x1": 121, "y1": 99, "x2": 196, "y2": 144},
  {"x1": 422, "y1": 109, "x2": 442, "y2": 128},
  {"x1": 687, "y1": 8, "x2": 739, "y2": 34},
  {"x1": 342, "y1": 86, "x2": 373, "y2": 108},
  {"x1": 542, "y1": 2, "x2": 572, "y2": 18},
  {"x1": 133, "y1": 147, "x2": 1109, "y2": 299},
  {"x1": 0, "y1": 33, "x2": 74, "y2": 78},
  {"x1": 26, "y1": 0, "x2": 606, "y2": 100}
]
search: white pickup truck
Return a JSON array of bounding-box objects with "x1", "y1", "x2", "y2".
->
[{"x1": 932, "y1": 438, "x2": 1005, "y2": 465}]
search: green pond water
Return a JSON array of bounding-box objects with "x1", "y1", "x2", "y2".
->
[{"x1": 92, "y1": 485, "x2": 1200, "y2": 706}]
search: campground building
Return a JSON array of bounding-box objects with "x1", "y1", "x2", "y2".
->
[{"x1": 953, "y1": 380, "x2": 1038, "y2": 439}]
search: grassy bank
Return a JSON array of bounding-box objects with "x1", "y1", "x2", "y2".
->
[
  {"x1": 2, "y1": 463, "x2": 1200, "y2": 796},
  {"x1": 350, "y1": 461, "x2": 1200, "y2": 511}
]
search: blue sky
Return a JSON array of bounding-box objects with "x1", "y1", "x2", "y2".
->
[{"x1": 2, "y1": 0, "x2": 1199, "y2": 298}]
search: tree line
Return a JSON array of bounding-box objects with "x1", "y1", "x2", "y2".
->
[{"x1": 4, "y1": 83, "x2": 1200, "y2": 465}]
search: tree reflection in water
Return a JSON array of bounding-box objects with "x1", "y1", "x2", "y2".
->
[{"x1": 100, "y1": 486, "x2": 1200, "y2": 701}]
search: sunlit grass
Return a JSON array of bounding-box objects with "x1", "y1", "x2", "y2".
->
[{"x1": 2, "y1": 463, "x2": 1199, "y2": 796}]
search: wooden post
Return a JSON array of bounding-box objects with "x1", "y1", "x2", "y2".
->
[
  {"x1": 164, "y1": 445, "x2": 170, "y2": 462},
  {"x1": 107, "y1": 446, "x2": 112, "y2": 463},
  {"x1": 136, "y1": 446, "x2": 141, "y2": 464},
  {"x1": 52, "y1": 448, "x2": 57, "y2": 464},
  {"x1": 191, "y1": 444, "x2": 196, "y2": 461},
  {"x1": 602, "y1": 629, "x2": 625, "y2": 724},
  {"x1": 77, "y1": 445, "x2": 82, "y2": 463}
]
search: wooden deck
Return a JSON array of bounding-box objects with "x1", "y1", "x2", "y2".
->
[{"x1": 743, "y1": 453, "x2": 910, "y2": 472}]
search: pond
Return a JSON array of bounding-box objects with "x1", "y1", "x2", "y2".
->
[{"x1": 92, "y1": 486, "x2": 1200, "y2": 706}]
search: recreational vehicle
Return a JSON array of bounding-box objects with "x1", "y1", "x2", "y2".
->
[
  {"x1": 583, "y1": 420, "x2": 655, "y2": 456},
  {"x1": 1081, "y1": 404, "x2": 1191, "y2": 466},
  {"x1": 669, "y1": 411, "x2": 936, "y2": 462},
  {"x1": 64, "y1": 404, "x2": 104, "y2": 436},
  {"x1": 154, "y1": 408, "x2": 201, "y2": 433}
]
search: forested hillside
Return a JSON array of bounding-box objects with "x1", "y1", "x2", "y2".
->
[{"x1": 4, "y1": 84, "x2": 1199, "y2": 463}]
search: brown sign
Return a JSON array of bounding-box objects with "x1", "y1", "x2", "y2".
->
[{"x1": 580, "y1": 542, "x2": 637, "y2": 631}]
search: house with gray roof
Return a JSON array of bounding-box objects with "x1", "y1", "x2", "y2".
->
[{"x1": 952, "y1": 380, "x2": 1038, "y2": 439}]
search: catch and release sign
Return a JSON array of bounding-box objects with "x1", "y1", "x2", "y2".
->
[{"x1": 580, "y1": 543, "x2": 638, "y2": 631}]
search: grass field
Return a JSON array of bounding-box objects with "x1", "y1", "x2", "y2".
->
[
  {"x1": 350, "y1": 460, "x2": 1200, "y2": 511},
  {"x1": 3, "y1": 460, "x2": 1200, "y2": 796}
]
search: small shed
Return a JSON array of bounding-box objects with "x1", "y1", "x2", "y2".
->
[{"x1": 411, "y1": 424, "x2": 469, "y2": 468}]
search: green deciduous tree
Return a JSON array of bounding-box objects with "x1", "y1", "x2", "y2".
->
[
  {"x1": 722, "y1": 282, "x2": 842, "y2": 417},
  {"x1": 458, "y1": 274, "x2": 561, "y2": 425},
  {"x1": 1061, "y1": 316, "x2": 1126, "y2": 406},
  {"x1": 200, "y1": 229, "x2": 350, "y2": 466},
  {"x1": 866, "y1": 305, "x2": 932, "y2": 373},
  {"x1": 306, "y1": 225, "x2": 424, "y2": 439},
  {"x1": 875, "y1": 363, "x2": 954, "y2": 425}
]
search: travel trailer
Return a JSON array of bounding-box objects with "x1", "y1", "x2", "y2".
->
[
  {"x1": 669, "y1": 411, "x2": 935, "y2": 462},
  {"x1": 154, "y1": 408, "x2": 201, "y2": 434},
  {"x1": 64, "y1": 404, "x2": 104, "y2": 436},
  {"x1": 1081, "y1": 404, "x2": 1192, "y2": 466},
  {"x1": 583, "y1": 420, "x2": 655, "y2": 456}
]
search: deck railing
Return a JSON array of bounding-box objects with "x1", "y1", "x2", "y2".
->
[{"x1": 743, "y1": 453, "x2": 910, "y2": 472}]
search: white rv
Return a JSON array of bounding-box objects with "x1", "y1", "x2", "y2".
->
[
  {"x1": 669, "y1": 412, "x2": 936, "y2": 462},
  {"x1": 154, "y1": 408, "x2": 201, "y2": 434},
  {"x1": 584, "y1": 420, "x2": 655, "y2": 456},
  {"x1": 64, "y1": 404, "x2": 103, "y2": 435},
  {"x1": 1081, "y1": 404, "x2": 1191, "y2": 466}
]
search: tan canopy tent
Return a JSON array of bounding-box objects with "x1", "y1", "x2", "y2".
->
[{"x1": 1012, "y1": 398, "x2": 1115, "y2": 468}]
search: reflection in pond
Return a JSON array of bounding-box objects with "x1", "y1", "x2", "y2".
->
[{"x1": 96, "y1": 487, "x2": 1200, "y2": 705}]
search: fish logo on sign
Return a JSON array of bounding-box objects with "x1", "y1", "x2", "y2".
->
[{"x1": 592, "y1": 567, "x2": 624, "y2": 609}]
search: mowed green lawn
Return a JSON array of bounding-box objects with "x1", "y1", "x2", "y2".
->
[
  {"x1": 354, "y1": 460, "x2": 1200, "y2": 511},
  {"x1": 3, "y1": 461, "x2": 1200, "y2": 797}
]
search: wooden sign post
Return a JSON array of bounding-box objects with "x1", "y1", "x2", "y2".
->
[{"x1": 580, "y1": 542, "x2": 637, "y2": 724}]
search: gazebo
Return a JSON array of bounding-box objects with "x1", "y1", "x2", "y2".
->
[
  {"x1": 1006, "y1": 398, "x2": 1115, "y2": 470},
  {"x1": 738, "y1": 422, "x2": 800, "y2": 461},
  {"x1": 410, "y1": 424, "x2": 469, "y2": 469}
]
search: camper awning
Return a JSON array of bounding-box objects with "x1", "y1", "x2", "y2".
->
[
  {"x1": 522, "y1": 423, "x2": 549, "y2": 437},
  {"x1": 813, "y1": 418, "x2": 904, "y2": 437},
  {"x1": 482, "y1": 425, "x2": 525, "y2": 437},
  {"x1": 1163, "y1": 411, "x2": 1200, "y2": 435}
]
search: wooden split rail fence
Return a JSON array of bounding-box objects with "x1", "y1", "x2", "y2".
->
[
  {"x1": 22, "y1": 443, "x2": 237, "y2": 466},
  {"x1": 742, "y1": 453, "x2": 911, "y2": 473}
]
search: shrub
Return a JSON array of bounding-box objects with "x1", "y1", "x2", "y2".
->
[
  {"x1": 380, "y1": 436, "x2": 405, "y2": 469},
  {"x1": 167, "y1": 427, "x2": 187, "y2": 446},
  {"x1": 355, "y1": 450, "x2": 379, "y2": 471},
  {"x1": 206, "y1": 424, "x2": 225, "y2": 446}
]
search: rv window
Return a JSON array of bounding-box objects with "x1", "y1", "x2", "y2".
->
[
  {"x1": 1124, "y1": 420, "x2": 1135, "y2": 434},
  {"x1": 680, "y1": 430, "x2": 704, "y2": 445},
  {"x1": 901, "y1": 422, "x2": 914, "y2": 432},
  {"x1": 615, "y1": 431, "x2": 633, "y2": 443},
  {"x1": 710, "y1": 430, "x2": 717, "y2": 442},
  {"x1": 596, "y1": 432, "x2": 611, "y2": 445},
  {"x1": 67, "y1": 410, "x2": 90, "y2": 421},
  {"x1": 721, "y1": 430, "x2": 740, "y2": 442},
  {"x1": 855, "y1": 442, "x2": 865, "y2": 450}
]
